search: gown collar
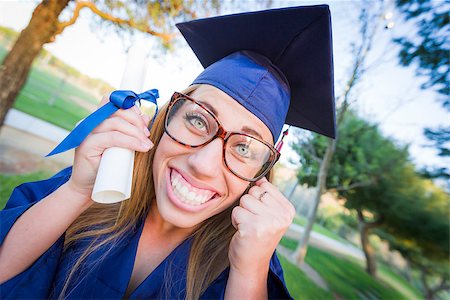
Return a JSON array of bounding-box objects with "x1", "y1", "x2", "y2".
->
[{"x1": 96, "y1": 219, "x2": 193, "y2": 298}]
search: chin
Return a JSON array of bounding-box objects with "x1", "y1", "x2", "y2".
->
[{"x1": 156, "y1": 203, "x2": 203, "y2": 229}]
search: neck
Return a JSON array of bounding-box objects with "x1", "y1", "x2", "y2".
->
[{"x1": 144, "y1": 202, "x2": 195, "y2": 242}]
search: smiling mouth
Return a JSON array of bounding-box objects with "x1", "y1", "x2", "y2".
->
[{"x1": 170, "y1": 169, "x2": 217, "y2": 206}]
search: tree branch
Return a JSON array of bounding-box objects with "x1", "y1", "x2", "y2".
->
[
  {"x1": 55, "y1": 1, "x2": 87, "y2": 36},
  {"x1": 330, "y1": 179, "x2": 374, "y2": 192},
  {"x1": 56, "y1": 1, "x2": 176, "y2": 44},
  {"x1": 357, "y1": 209, "x2": 385, "y2": 229},
  {"x1": 304, "y1": 142, "x2": 323, "y2": 164}
]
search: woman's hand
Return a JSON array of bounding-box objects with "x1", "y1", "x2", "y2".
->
[
  {"x1": 66, "y1": 95, "x2": 154, "y2": 200},
  {"x1": 229, "y1": 177, "x2": 295, "y2": 277}
]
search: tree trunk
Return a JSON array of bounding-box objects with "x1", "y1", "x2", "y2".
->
[
  {"x1": 0, "y1": 0, "x2": 70, "y2": 127},
  {"x1": 357, "y1": 209, "x2": 384, "y2": 277},
  {"x1": 292, "y1": 137, "x2": 336, "y2": 265},
  {"x1": 358, "y1": 212, "x2": 376, "y2": 276}
]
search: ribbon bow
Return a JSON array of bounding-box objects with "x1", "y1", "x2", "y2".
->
[{"x1": 47, "y1": 89, "x2": 159, "y2": 156}]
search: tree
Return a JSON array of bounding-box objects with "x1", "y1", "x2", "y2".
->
[
  {"x1": 394, "y1": 0, "x2": 449, "y2": 102},
  {"x1": 292, "y1": 110, "x2": 449, "y2": 282},
  {"x1": 378, "y1": 181, "x2": 450, "y2": 299},
  {"x1": 421, "y1": 126, "x2": 450, "y2": 190},
  {"x1": 290, "y1": 1, "x2": 388, "y2": 265},
  {"x1": 0, "y1": 0, "x2": 221, "y2": 128},
  {"x1": 394, "y1": 0, "x2": 450, "y2": 187},
  {"x1": 292, "y1": 111, "x2": 411, "y2": 276}
]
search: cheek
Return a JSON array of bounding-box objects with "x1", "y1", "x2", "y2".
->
[
  {"x1": 227, "y1": 174, "x2": 250, "y2": 197},
  {"x1": 221, "y1": 175, "x2": 250, "y2": 207},
  {"x1": 152, "y1": 135, "x2": 176, "y2": 187}
]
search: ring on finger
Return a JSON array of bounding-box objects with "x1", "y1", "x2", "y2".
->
[{"x1": 258, "y1": 191, "x2": 268, "y2": 201}]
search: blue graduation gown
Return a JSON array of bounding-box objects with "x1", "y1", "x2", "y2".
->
[{"x1": 0, "y1": 167, "x2": 292, "y2": 299}]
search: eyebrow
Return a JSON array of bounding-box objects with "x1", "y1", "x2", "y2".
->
[
  {"x1": 198, "y1": 101, "x2": 218, "y2": 116},
  {"x1": 241, "y1": 126, "x2": 264, "y2": 140},
  {"x1": 198, "y1": 100, "x2": 265, "y2": 141}
]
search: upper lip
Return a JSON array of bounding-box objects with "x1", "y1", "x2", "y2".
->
[{"x1": 170, "y1": 167, "x2": 220, "y2": 196}]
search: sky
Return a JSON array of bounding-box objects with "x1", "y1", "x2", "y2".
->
[{"x1": 0, "y1": 0, "x2": 448, "y2": 172}]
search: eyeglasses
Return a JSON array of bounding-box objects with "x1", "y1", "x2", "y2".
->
[{"x1": 164, "y1": 92, "x2": 280, "y2": 182}]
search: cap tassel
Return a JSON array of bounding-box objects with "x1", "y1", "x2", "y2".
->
[{"x1": 275, "y1": 127, "x2": 290, "y2": 152}]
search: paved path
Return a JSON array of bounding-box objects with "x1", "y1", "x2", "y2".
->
[
  {"x1": 285, "y1": 223, "x2": 365, "y2": 261},
  {"x1": 0, "y1": 109, "x2": 73, "y2": 174},
  {"x1": 277, "y1": 245, "x2": 330, "y2": 291}
]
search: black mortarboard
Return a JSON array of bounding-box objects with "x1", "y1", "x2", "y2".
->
[{"x1": 176, "y1": 5, "x2": 335, "y2": 139}]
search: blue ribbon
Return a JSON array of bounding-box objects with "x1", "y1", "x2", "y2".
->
[{"x1": 47, "y1": 89, "x2": 159, "y2": 156}]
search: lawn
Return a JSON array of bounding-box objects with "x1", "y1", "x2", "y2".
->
[
  {"x1": 1, "y1": 45, "x2": 99, "y2": 130},
  {"x1": 14, "y1": 66, "x2": 97, "y2": 130},
  {"x1": 378, "y1": 263, "x2": 423, "y2": 300},
  {"x1": 278, "y1": 254, "x2": 334, "y2": 299},
  {"x1": 0, "y1": 171, "x2": 51, "y2": 209},
  {"x1": 280, "y1": 237, "x2": 421, "y2": 299}
]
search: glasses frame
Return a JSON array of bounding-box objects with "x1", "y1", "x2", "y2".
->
[{"x1": 164, "y1": 92, "x2": 280, "y2": 182}]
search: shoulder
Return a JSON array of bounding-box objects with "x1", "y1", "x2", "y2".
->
[{"x1": 3, "y1": 167, "x2": 72, "y2": 210}]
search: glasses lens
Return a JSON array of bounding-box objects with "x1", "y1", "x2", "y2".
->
[
  {"x1": 166, "y1": 97, "x2": 218, "y2": 146},
  {"x1": 165, "y1": 95, "x2": 276, "y2": 181},
  {"x1": 225, "y1": 134, "x2": 273, "y2": 180}
]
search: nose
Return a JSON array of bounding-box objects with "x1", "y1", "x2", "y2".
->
[{"x1": 187, "y1": 138, "x2": 224, "y2": 178}]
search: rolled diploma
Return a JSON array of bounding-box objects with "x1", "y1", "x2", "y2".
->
[{"x1": 92, "y1": 41, "x2": 148, "y2": 203}]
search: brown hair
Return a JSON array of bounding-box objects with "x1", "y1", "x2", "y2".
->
[{"x1": 61, "y1": 85, "x2": 273, "y2": 299}]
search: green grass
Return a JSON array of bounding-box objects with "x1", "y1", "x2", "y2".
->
[
  {"x1": 378, "y1": 263, "x2": 423, "y2": 300},
  {"x1": 280, "y1": 237, "x2": 419, "y2": 299},
  {"x1": 279, "y1": 254, "x2": 334, "y2": 300},
  {"x1": 306, "y1": 246, "x2": 408, "y2": 299},
  {"x1": 0, "y1": 172, "x2": 51, "y2": 210},
  {"x1": 1, "y1": 45, "x2": 100, "y2": 130},
  {"x1": 14, "y1": 66, "x2": 95, "y2": 130}
]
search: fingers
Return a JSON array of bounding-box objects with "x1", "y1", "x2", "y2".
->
[
  {"x1": 231, "y1": 206, "x2": 254, "y2": 237},
  {"x1": 113, "y1": 106, "x2": 149, "y2": 131},
  {"x1": 248, "y1": 183, "x2": 296, "y2": 221},
  {"x1": 239, "y1": 194, "x2": 265, "y2": 215},
  {"x1": 92, "y1": 93, "x2": 152, "y2": 148},
  {"x1": 255, "y1": 177, "x2": 287, "y2": 202},
  {"x1": 92, "y1": 117, "x2": 150, "y2": 144},
  {"x1": 98, "y1": 93, "x2": 150, "y2": 130},
  {"x1": 80, "y1": 131, "x2": 153, "y2": 154}
]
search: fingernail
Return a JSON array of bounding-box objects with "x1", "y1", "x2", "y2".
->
[
  {"x1": 133, "y1": 105, "x2": 141, "y2": 114},
  {"x1": 142, "y1": 140, "x2": 153, "y2": 149},
  {"x1": 144, "y1": 127, "x2": 150, "y2": 136}
]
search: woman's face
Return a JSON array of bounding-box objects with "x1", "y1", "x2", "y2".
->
[{"x1": 152, "y1": 84, "x2": 274, "y2": 228}]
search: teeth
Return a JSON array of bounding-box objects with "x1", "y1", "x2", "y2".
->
[
  {"x1": 187, "y1": 191, "x2": 196, "y2": 202},
  {"x1": 170, "y1": 170, "x2": 215, "y2": 206}
]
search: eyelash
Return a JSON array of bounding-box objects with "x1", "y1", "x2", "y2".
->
[{"x1": 184, "y1": 112, "x2": 210, "y2": 132}]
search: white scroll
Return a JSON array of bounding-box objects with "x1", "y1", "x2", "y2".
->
[{"x1": 92, "y1": 39, "x2": 148, "y2": 203}]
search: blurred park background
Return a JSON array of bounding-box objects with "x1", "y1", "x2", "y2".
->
[{"x1": 0, "y1": 0, "x2": 448, "y2": 299}]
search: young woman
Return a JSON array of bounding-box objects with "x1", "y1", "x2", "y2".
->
[{"x1": 0, "y1": 5, "x2": 334, "y2": 299}]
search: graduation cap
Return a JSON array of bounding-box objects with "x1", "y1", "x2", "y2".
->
[{"x1": 176, "y1": 4, "x2": 336, "y2": 140}]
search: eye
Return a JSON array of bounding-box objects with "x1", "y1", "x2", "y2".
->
[
  {"x1": 235, "y1": 143, "x2": 250, "y2": 157},
  {"x1": 184, "y1": 112, "x2": 209, "y2": 133}
]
